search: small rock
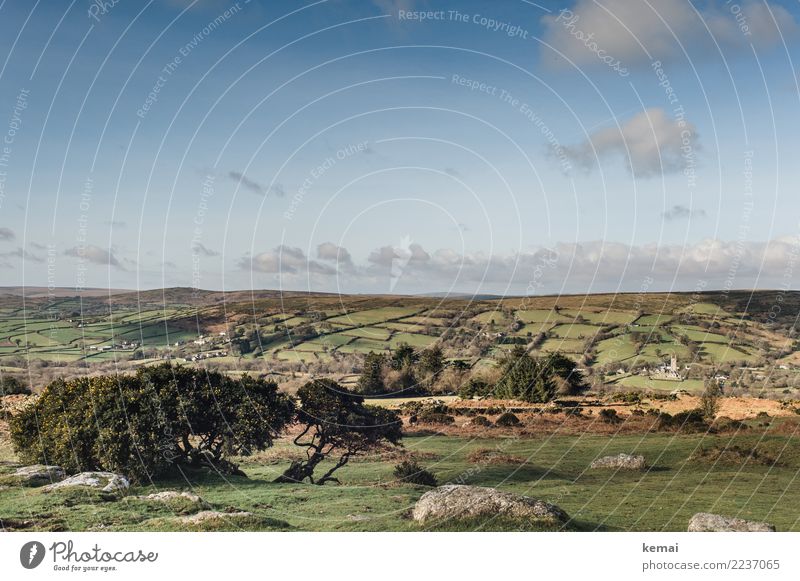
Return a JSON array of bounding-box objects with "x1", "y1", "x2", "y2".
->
[
  {"x1": 412, "y1": 485, "x2": 568, "y2": 525},
  {"x1": 13, "y1": 464, "x2": 66, "y2": 485},
  {"x1": 590, "y1": 453, "x2": 647, "y2": 470},
  {"x1": 688, "y1": 513, "x2": 775, "y2": 532},
  {"x1": 42, "y1": 471, "x2": 129, "y2": 493},
  {"x1": 177, "y1": 510, "x2": 253, "y2": 525}
]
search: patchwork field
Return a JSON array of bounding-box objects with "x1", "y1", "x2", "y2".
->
[{"x1": 0, "y1": 288, "x2": 798, "y2": 396}]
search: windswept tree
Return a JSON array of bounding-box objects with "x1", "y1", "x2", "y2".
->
[
  {"x1": 276, "y1": 379, "x2": 402, "y2": 485},
  {"x1": 11, "y1": 364, "x2": 295, "y2": 481}
]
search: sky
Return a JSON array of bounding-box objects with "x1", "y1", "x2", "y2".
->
[{"x1": 0, "y1": 0, "x2": 799, "y2": 296}]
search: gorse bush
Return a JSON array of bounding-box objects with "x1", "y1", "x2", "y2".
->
[
  {"x1": 10, "y1": 364, "x2": 295, "y2": 482},
  {"x1": 0, "y1": 375, "x2": 31, "y2": 395},
  {"x1": 598, "y1": 408, "x2": 621, "y2": 424},
  {"x1": 471, "y1": 415, "x2": 492, "y2": 426},
  {"x1": 393, "y1": 460, "x2": 437, "y2": 486},
  {"x1": 495, "y1": 411, "x2": 521, "y2": 427}
]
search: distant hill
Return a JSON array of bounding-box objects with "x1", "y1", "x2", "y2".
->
[{"x1": 0, "y1": 286, "x2": 133, "y2": 298}]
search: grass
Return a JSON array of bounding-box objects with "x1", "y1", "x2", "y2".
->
[
  {"x1": 327, "y1": 307, "x2": 421, "y2": 326},
  {"x1": 636, "y1": 314, "x2": 674, "y2": 326},
  {"x1": 595, "y1": 336, "x2": 638, "y2": 364},
  {"x1": 515, "y1": 309, "x2": 569, "y2": 324},
  {"x1": 561, "y1": 309, "x2": 637, "y2": 325},
  {"x1": 550, "y1": 323, "x2": 602, "y2": 339},
  {"x1": 341, "y1": 326, "x2": 393, "y2": 341},
  {"x1": 2, "y1": 432, "x2": 798, "y2": 532},
  {"x1": 613, "y1": 374, "x2": 705, "y2": 393},
  {"x1": 538, "y1": 338, "x2": 585, "y2": 354},
  {"x1": 389, "y1": 333, "x2": 436, "y2": 349},
  {"x1": 702, "y1": 343, "x2": 758, "y2": 364}
]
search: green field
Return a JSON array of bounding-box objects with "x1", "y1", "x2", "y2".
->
[
  {"x1": 550, "y1": 323, "x2": 602, "y2": 339},
  {"x1": 1, "y1": 432, "x2": 797, "y2": 531}
]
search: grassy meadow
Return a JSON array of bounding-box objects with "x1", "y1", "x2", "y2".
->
[{"x1": 2, "y1": 430, "x2": 798, "y2": 532}]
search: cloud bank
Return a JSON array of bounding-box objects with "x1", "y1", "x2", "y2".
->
[{"x1": 241, "y1": 236, "x2": 800, "y2": 295}]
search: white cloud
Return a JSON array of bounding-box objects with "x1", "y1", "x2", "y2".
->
[
  {"x1": 563, "y1": 108, "x2": 697, "y2": 177},
  {"x1": 241, "y1": 245, "x2": 336, "y2": 275},
  {"x1": 64, "y1": 245, "x2": 124, "y2": 269},
  {"x1": 0, "y1": 227, "x2": 14, "y2": 241},
  {"x1": 542, "y1": 0, "x2": 798, "y2": 70},
  {"x1": 317, "y1": 242, "x2": 352, "y2": 264}
]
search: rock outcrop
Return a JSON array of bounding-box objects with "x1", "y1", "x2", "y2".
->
[
  {"x1": 688, "y1": 513, "x2": 775, "y2": 532},
  {"x1": 411, "y1": 485, "x2": 568, "y2": 525},
  {"x1": 12, "y1": 464, "x2": 66, "y2": 485},
  {"x1": 589, "y1": 453, "x2": 647, "y2": 470},
  {"x1": 42, "y1": 471, "x2": 129, "y2": 493}
]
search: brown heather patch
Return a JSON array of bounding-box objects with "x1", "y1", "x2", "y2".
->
[{"x1": 689, "y1": 445, "x2": 783, "y2": 467}]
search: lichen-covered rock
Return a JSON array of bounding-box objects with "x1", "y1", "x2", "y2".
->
[
  {"x1": 137, "y1": 490, "x2": 209, "y2": 509},
  {"x1": 688, "y1": 513, "x2": 775, "y2": 532},
  {"x1": 590, "y1": 453, "x2": 647, "y2": 470},
  {"x1": 12, "y1": 464, "x2": 66, "y2": 485},
  {"x1": 42, "y1": 471, "x2": 129, "y2": 493},
  {"x1": 411, "y1": 485, "x2": 568, "y2": 525},
  {"x1": 177, "y1": 510, "x2": 253, "y2": 525}
]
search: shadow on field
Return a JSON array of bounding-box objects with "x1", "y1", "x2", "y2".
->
[{"x1": 452, "y1": 464, "x2": 571, "y2": 487}]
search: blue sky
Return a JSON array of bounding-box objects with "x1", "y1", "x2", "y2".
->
[{"x1": 1, "y1": 0, "x2": 799, "y2": 295}]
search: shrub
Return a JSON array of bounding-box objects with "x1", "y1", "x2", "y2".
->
[
  {"x1": 10, "y1": 365, "x2": 295, "y2": 482},
  {"x1": 417, "y1": 410, "x2": 455, "y2": 425},
  {"x1": 495, "y1": 411, "x2": 520, "y2": 427},
  {"x1": 610, "y1": 391, "x2": 643, "y2": 404},
  {"x1": 700, "y1": 381, "x2": 722, "y2": 420},
  {"x1": 471, "y1": 415, "x2": 492, "y2": 427},
  {"x1": 458, "y1": 378, "x2": 491, "y2": 400},
  {"x1": 655, "y1": 409, "x2": 709, "y2": 432},
  {"x1": 599, "y1": 408, "x2": 621, "y2": 424},
  {"x1": 713, "y1": 416, "x2": 748, "y2": 432},
  {"x1": 0, "y1": 375, "x2": 30, "y2": 395},
  {"x1": 393, "y1": 460, "x2": 437, "y2": 486}
]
